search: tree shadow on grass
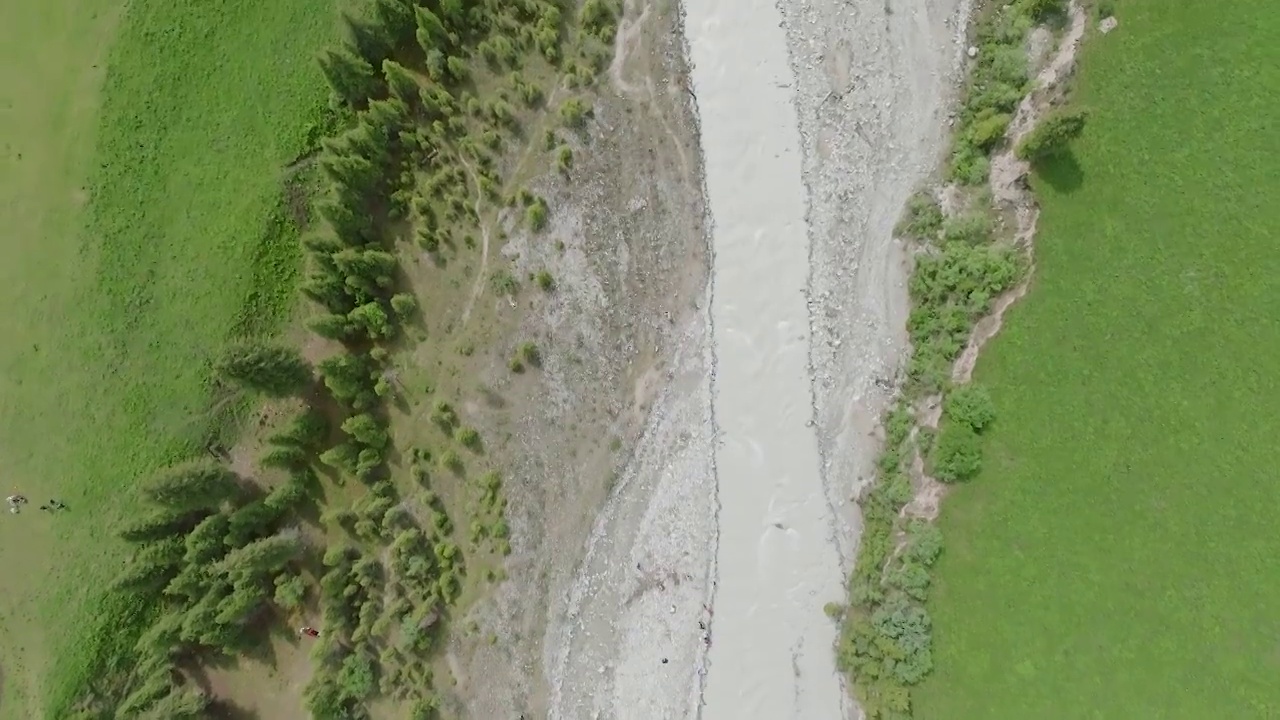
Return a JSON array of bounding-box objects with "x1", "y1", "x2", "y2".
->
[{"x1": 1034, "y1": 149, "x2": 1085, "y2": 195}]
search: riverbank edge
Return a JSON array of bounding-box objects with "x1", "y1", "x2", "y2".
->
[{"x1": 832, "y1": 1, "x2": 1100, "y2": 717}]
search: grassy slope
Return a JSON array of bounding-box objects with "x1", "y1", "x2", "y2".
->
[
  {"x1": 0, "y1": 0, "x2": 333, "y2": 715},
  {"x1": 914, "y1": 1, "x2": 1280, "y2": 718}
]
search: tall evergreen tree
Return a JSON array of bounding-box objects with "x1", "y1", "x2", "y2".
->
[
  {"x1": 415, "y1": 6, "x2": 448, "y2": 54},
  {"x1": 142, "y1": 460, "x2": 240, "y2": 512},
  {"x1": 342, "y1": 12, "x2": 393, "y2": 68},
  {"x1": 216, "y1": 530, "x2": 303, "y2": 581},
  {"x1": 308, "y1": 313, "x2": 357, "y2": 342},
  {"x1": 317, "y1": 46, "x2": 379, "y2": 107},
  {"x1": 382, "y1": 59, "x2": 420, "y2": 105},
  {"x1": 372, "y1": 0, "x2": 417, "y2": 49},
  {"x1": 216, "y1": 342, "x2": 313, "y2": 397}
]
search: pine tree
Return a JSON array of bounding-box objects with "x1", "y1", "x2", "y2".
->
[
  {"x1": 333, "y1": 248, "x2": 398, "y2": 288},
  {"x1": 139, "y1": 687, "x2": 211, "y2": 720},
  {"x1": 112, "y1": 538, "x2": 185, "y2": 592},
  {"x1": 118, "y1": 509, "x2": 203, "y2": 543},
  {"x1": 216, "y1": 530, "x2": 303, "y2": 581},
  {"x1": 372, "y1": 0, "x2": 417, "y2": 49},
  {"x1": 301, "y1": 274, "x2": 355, "y2": 315},
  {"x1": 216, "y1": 342, "x2": 313, "y2": 397},
  {"x1": 342, "y1": 12, "x2": 393, "y2": 68},
  {"x1": 317, "y1": 46, "x2": 379, "y2": 107},
  {"x1": 214, "y1": 580, "x2": 269, "y2": 626},
  {"x1": 383, "y1": 59, "x2": 421, "y2": 104},
  {"x1": 342, "y1": 413, "x2": 390, "y2": 450},
  {"x1": 415, "y1": 7, "x2": 448, "y2": 54},
  {"x1": 348, "y1": 302, "x2": 394, "y2": 340},
  {"x1": 225, "y1": 500, "x2": 286, "y2": 548},
  {"x1": 184, "y1": 512, "x2": 231, "y2": 565},
  {"x1": 316, "y1": 195, "x2": 373, "y2": 246},
  {"x1": 319, "y1": 152, "x2": 379, "y2": 195},
  {"x1": 318, "y1": 353, "x2": 379, "y2": 408},
  {"x1": 308, "y1": 313, "x2": 356, "y2": 342},
  {"x1": 142, "y1": 460, "x2": 240, "y2": 512}
]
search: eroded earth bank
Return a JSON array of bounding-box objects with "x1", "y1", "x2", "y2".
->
[{"x1": 455, "y1": 0, "x2": 968, "y2": 717}]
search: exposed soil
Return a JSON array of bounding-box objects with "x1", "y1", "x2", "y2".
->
[{"x1": 438, "y1": 2, "x2": 710, "y2": 717}]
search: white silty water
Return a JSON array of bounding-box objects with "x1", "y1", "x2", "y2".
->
[{"x1": 687, "y1": 0, "x2": 849, "y2": 717}]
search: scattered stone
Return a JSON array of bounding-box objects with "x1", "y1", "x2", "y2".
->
[{"x1": 967, "y1": 45, "x2": 978, "y2": 58}]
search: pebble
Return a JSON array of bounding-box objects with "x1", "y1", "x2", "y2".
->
[{"x1": 967, "y1": 46, "x2": 979, "y2": 58}]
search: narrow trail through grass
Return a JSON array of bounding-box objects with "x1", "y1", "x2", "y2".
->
[
  {"x1": 0, "y1": 0, "x2": 335, "y2": 715},
  {"x1": 915, "y1": 1, "x2": 1280, "y2": 717}
]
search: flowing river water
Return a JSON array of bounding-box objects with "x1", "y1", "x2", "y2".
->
[{"x1": 687, "y1": 0, "x2": 849, "y2": 716}]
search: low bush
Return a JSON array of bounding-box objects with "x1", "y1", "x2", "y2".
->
[
  {"x1": 943, "y1": 383, "x2": 997, "y2": 433},
  {"x1": 895, "y1": 192, "x2": 944, "y2": 240},
  {"x1": 932, "y1": 424, "x2": 983, "y2": 483},
  {"x1": 1016, "y1": 107, "x2": 1088, "y2": 162}
]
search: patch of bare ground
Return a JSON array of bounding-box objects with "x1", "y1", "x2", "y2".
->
[
  {"x1": 903, "y1": 0, "x2": 1088, "y2": 522},
  {"x1": 417, "y1": 3, "x2": 707, "y2": 718}
]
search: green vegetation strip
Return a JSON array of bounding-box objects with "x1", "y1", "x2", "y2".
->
[
  {"x1": 75, "y1": 0, "x2": 622, "y2": 718},
  {"x1": 913, "y1": 0, "x2": 1280, "y2": 717},
  {"x1": 833, "y1": 1, "x2": 1081, "y2": 718}
]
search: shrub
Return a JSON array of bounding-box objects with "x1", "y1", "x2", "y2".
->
[
  {"x1": 490, "y1": 268, "x2": 519, "y2": 296},
  {"x1": 904, "y1": 520, "x2": 943, "y2": 567},
  {"x1": 949, "y1": 140, "x2": 991, "y2": 185},
  {"x1": 556, "y1": 145, "x2": 573, "y2": 172},
  {"x1": 535, "y1": 270, "x2": 554, "y2": 291},
  {"x1": 895, "y1": 192, "x2": 944, "y2": 240},
  {"x1": 932, "y1": 424, "x2": 983, "y2": 482},
  {"x1": 1024, "y1": 0, "x2": 1068, "y2": 21},
  {"x1": 559, "y1": 97, "x2": 591, "y2": 128},
  {"x1": 967, "y1": 111, "x2": 1012, "y2": 151},
  {"x1": 579, "y1": 0, "x2": 619, "y2": 42},
  {"x1": 431, "y1": 400, "x2": 458, "y2": 430},
  {"x1": 216, "y1": 342, "x2": 313, "y2": 396},
  {"x1": 1016, "y1": 108, "x2": 1088, "y2": 162},
  {"x1": 517, "y1": 341, "x2": 541, "y2": 367},
  {"x1": 454, "y1": 426, "x2": 481, "y2": 451},
  {"x1": 525, "y1": 196, "x2": 549, "y2": 231},
  {"x1": 941, "y1": 213, "x2": 993, "y2": 246},
  {"x1": 944, "y1": 383, "x2": 997, "y2": 433},
  {"x1": 390, "y1": 292, "x2": 417, "y2": 321},
  {"x1": 439, "y1": 449, "x2": 463, "y2": 474}
]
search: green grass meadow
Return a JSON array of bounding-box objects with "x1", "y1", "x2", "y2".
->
[
  {"x1": 0, "y1": 0, "x2": 334, "y2": 715},
  {"x1": 915, "y1": 1, "x2": 1280, "y2": 718}
]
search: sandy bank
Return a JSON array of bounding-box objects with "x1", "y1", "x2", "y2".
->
[{"x1": 543, "y1": 0, "x2": 969, "y2": 718}]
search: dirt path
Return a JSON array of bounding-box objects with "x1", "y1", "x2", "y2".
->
[{"x1": 456, "y1": 155, "x2": 492, "y2": 325}]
